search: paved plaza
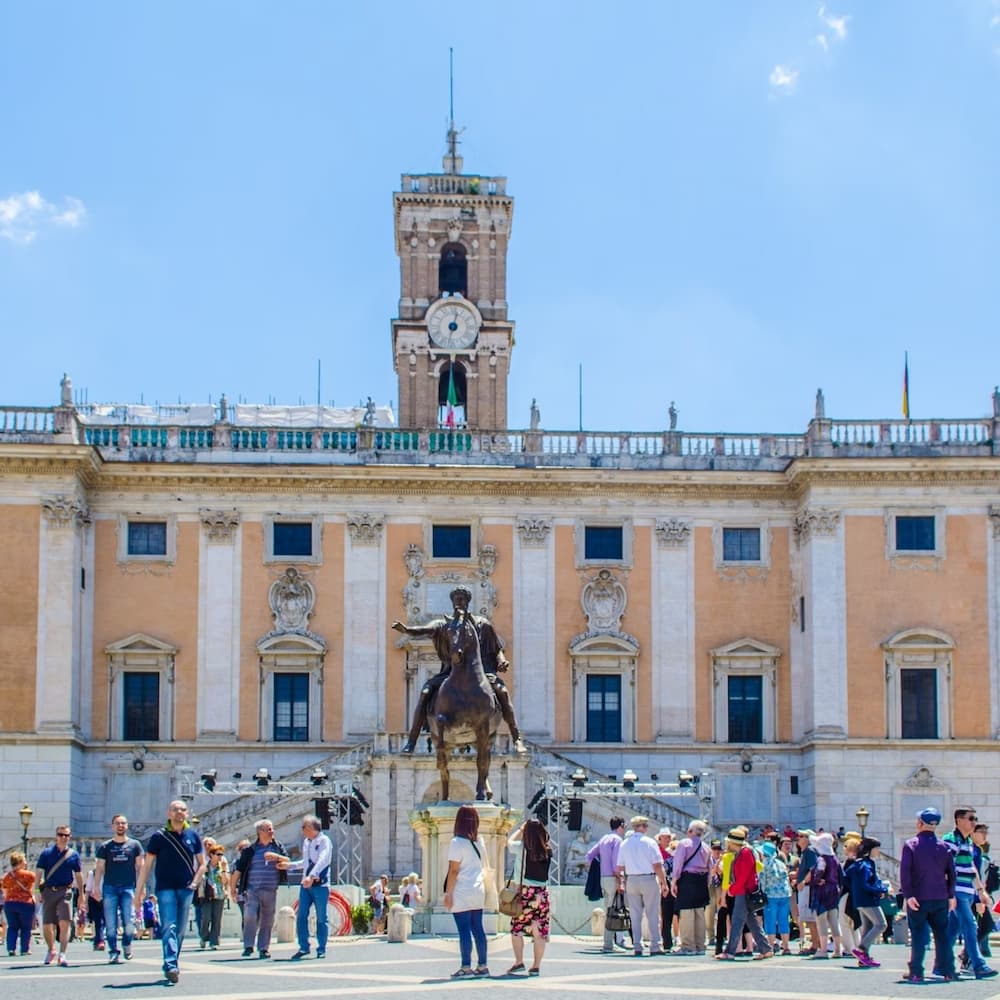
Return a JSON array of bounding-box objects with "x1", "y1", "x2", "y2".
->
[{"x1": 4, "y1": 933, "x2": 1000, "y2": 1000}]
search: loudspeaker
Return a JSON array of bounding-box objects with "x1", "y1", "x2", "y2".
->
[
  {"x1": 314, "y1": 798, "x2": 331, "y2": 829},
  {"x1": 567, "y1": 799, "x2": 584, "y2": 831}
]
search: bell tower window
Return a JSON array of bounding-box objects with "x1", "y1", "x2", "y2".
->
[
  {"x1": 438, "y1": 243, "x2": 467, "y2": 297},
  {"x1": 438, "y1": 361, "x2": 467, "y2": 427}
]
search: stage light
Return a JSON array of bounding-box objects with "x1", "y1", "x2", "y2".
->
[
  {"x1": 200, "y1": 769, "x2": 217, "y2": 792},
  {"x1": 570, "y1": 767, "x2": 587, "y2": 788},
  {"x1": 678, "y1": 770, "x2": 695, "y2": 789},
  {"x1": 232, "y1": 771, "x2": 242, "y2": 780},
  {"x1": 650, "y1": 773, "x2": 659, "y2": 782},
  {"x1": 254, "y1": 768, "x2": 270, "y2": 787},
  {"x1": 310, "y1": 768, "x2": 328, "y2": 787},
  {"x1": 622, "y1": 768, "x2": 637, "y2": 790}
]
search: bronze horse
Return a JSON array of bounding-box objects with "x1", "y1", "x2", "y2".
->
[{"x1": 427, "y1": 614, "x2": 502, "y2": 801}]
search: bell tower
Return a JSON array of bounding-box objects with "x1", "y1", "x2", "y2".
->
[{"x1": 391, "y1": 124, "x2": 514, "y2": 431}]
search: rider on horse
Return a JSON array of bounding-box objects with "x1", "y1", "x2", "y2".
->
[{"x1": 392, "y1": 587, "x2": 526, "y2": 754}]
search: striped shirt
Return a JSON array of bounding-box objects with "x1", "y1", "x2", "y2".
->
[{"x1": 943, "y1": 830, "x2": 978, "y2": 896}]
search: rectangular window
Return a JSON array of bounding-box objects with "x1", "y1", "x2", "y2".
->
[
  {"x1": 123, "y1": 672, "x2": 160, "y2": 741},
  {"x1": 432, "y1": 524, "x2": 472, "y2": 559},
  {"x1": 584, "y1": 526, "x2": 623, "y2": 561},
  {"x1": 895, "y1": 516, "x2": 935, "y2": 552},
  {"x1": 723, "y1": 527, "x2": 761, "y2": 562},
  {"x1": 127, "y1": 521, "x2": 167, "y2": 557},
  {"x1": 273, "y1": 673, "x2": 309, "y2": 742},
  {"x1": 586, "y1": 674, "x2": 622, "y2": 742},
  {"x1": 901, "y1": 668, "x2": 938, "y2": 739},
  {"x1": 273, "y1": 522, "x2": 313, "y2": 558},
  {"x1": 728, "y1": 675, "x2": 763, "y2": 742}
]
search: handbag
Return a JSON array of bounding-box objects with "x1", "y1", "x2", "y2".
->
[
  {"x1": 746, "y1": 885, "x2": 768, "y2": 913},
  {"x1": 499, "y1": 843, "x2": 524, "y2": 918},
  {"x1": 605, "y1": 888, "x2": 631, "y2": 932}
]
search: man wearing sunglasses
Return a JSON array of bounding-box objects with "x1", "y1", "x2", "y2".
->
[
  {"x1": 944, "y1": 807, "x2": 997, "y2": 980},
  {"x1": 34, "y1": 826, "x2": 85, "y2": 967}
]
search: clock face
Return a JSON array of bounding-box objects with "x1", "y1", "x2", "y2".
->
[{"x1": 428, "y1": 302, "x2": 478, "y2": 349}]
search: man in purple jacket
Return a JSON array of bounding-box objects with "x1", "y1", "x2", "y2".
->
[
  {"x1": 900, "y1": 807, "x2": 957, "y2": 984},
  {"x1": 587, "y1": 817, "x2": 627, "y2": 952}
]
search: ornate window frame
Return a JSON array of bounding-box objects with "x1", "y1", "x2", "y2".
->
[
  {"x1": 711, "y1": 637, "x2": 780, "y2": 744},
  {"x1": 713, "y1": 522, "x2": 771, "y2": 571},
  {"x1": 885, "y1": 508, "x2": 946, "y2": 564},
  {"x1": 117, "y1": 514, "x2": 177, "y2": 565},
  {"x1": 256, "y1": 633, "x2": 326, "y2": 742},
  {"x1": 882, "y1": 628, "x2": 953, "y2": 739},
  {"x1": 574, "y1": 517, "x2": 634, "y2": 569},
  {"x1": 569, "y1": 634, "x2": 638, "y2": 743},
  {"x1": 423, "y1": 517, "x2": 481, "y2": 564},
  {"x1": 105, "y1": 633, "x2": 177, "y2": 741},
  {"x1": 263, "y1": 513, "x2": 323, "y2": 565}
]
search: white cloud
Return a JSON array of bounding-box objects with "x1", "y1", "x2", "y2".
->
[
  {"x1": 0, "y1": 191, "x2": 87, "y2": 244},
  {"x1": 769, "y1": 64, "x2": 799, "y2": 93},
  {"x1": 815, "y1": 33, "x2": 830, "y2": 51},
  {"x1": 818, "y1": 4, "x2": 849, "y2": 42}
]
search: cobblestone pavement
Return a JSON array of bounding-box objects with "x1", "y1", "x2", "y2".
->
[{"x1": 4, "y1": 935, "x2": 1000, "y2": 999}]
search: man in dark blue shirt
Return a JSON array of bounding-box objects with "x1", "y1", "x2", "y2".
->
[
  {"x1": 93, "y1": 814, "x2": 144, "y2": 964},
  {"x1": 35, "y1": 824, "x2": 85, "y2": 967},
  {"x1": 135, "y1": 800, "x2": 205, "y2": 984}
]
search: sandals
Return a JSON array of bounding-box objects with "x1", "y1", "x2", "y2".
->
[
  {"x1": 451, "y1": 968, "x2": 474, "y2": 978},
  {"x1": 473, "y1": 966, "x2": 490, "y2": 977},
  {"x1": 753, "y1": 951, "x2": 775, "y2": 961},
  {"x1": 528, "y1": 968, "x2": 540, "y2": 976},
  {"x1": 506, "y1": 964, "x2": 525, "y2": 975}
]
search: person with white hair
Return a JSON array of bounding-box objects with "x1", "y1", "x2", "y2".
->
[
  {"x1": 654, "y1": 828, "x2": 677, "y2": 952},
  {"x1": 231, "y1": 819, "x2": 287, "y2": 959},
  {"x1": 806, "y1": 832, "x2": 844, "y2": 959}
]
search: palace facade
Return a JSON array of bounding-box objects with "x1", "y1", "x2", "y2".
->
[{"x1": 2, "y1": 141, "x2": 1000, "y2": 875}]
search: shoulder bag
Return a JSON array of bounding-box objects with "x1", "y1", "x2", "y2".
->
[
  {"x1": 498, "y1": 842, "x2": 524, "y2": 918},
  {"x1": 605, "y1": 887, "x2": 631, "y2": 932}
]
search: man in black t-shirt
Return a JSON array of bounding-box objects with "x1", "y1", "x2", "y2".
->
[{"x1": 93, "y1": 814, "x2": 144, "y2": 964}]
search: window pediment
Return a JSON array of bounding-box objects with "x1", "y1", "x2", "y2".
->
[
  {"x1": 711, "y1": 637, "x2": 781, "y2": 661},
  {"x1": 256, "y1": 632, "x2": 327, "y2": 656},
  {"x1": 882, "y1": 628, "x2": 954, "y2": 652},
  {"x1": 105, "y1": 633, "x2": 178, "y2": 657}
]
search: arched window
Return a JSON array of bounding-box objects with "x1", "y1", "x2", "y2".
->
[
  {"x1": 438, "y1": 243, "x2": 467, "y2": 297},
  {"x1": 437, "y1": 361, "x2": 467, "y2": 427}
]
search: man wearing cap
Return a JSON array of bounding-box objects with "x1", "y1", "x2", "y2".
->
[
  {"x1": 792, "y1": 829, "x2": 820, "y2": 955},
  {"x1": 616, "y1": 816, "x2": 669, "y2": 956},
  {"x1": 670, "y1": 819, "x2": 711, "y2": 955},
  {"x1": 899, "y1": 807, "x2": 958, "y2": 983},
  {"x1": 586, "y1": 817, "x2": 628, "y2": 952},
  {"x1": 943, "y1": 806, "x2": 997, "y2": 980}
]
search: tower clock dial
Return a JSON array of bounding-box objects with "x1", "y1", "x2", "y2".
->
[{"x1": 427, "y1": 300, "x2": 479, "y2": 349}]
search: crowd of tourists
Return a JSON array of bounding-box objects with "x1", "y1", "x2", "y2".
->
[
  {"x1": 3, "y1": 799, "x2": 997, "y2": 985},
  {"x1": 584, "y1": 805, "x2": 999, "y2": 983}
]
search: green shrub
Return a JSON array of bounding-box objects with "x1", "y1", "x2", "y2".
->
[{"x1": 350, "y1": 901, "x2": 374, "y2": 934}]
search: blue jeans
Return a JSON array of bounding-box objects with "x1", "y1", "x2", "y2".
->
[
  {"x1": 5, "y1": 901, "x2": 34, "y2": 954},
  {"x1": 949, "y1": 894, "x2": 987, "y2": 971},
  {"x1": 102, "y1": 885, "x2": 135, "y2": 955},
  {"x1": 297, "y1": 884, "x2": 329, "y2": 954},
  {"x1": 907, "y1": 898, "x2": 954, "y2": 978},
  {"x1": 452, "y1": 909, "x2": 487, "y2": 969},
  {"x1": 156, "y1": 888, "x2": 194, "y2": 973}
]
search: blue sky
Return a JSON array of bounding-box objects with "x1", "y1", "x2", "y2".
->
[{"x1": 2, "y1": 1, "x2": 999, "y2": 433}]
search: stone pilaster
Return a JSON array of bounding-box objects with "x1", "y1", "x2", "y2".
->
[
  {"x1": 343, "y1": 513, "x2": 385, "y2": 737},
  {"x1": 989, "y1": 506, "x2": 1000, "y2": 737},
  {"x1": 514, "y1": 517, "x2": 554, "y2": 739},
  {"x1": 36, "y1": 495, "x2": 89, "y2": 734},
  {"x1": 794, "y1": 507, "x2": 847, "y2": 739},
  {"x1": 652, "y1": 519, "x2": 694, "y2": 738},
  {"x1": 196, "y1": 509, "x2": 242, "y2": 739}
]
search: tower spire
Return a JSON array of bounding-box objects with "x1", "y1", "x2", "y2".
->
[{"x1": 444, "y1": 47, "x2": 463, "y2": 174}]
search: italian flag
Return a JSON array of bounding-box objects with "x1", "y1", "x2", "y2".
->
[{"x1": 445, "y1": 365, "x2": 458, "y2": 429}]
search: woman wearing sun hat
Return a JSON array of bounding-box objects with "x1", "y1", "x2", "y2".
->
[{"x1": 716, "y1": 829, "x2": 773, "y2": 961}]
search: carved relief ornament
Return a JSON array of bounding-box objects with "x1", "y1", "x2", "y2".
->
[
  {"x1": 346, "y1": 512, "x2": 384, "y2": 545},
  {"x1": 266, "y1": 567, "x2": 321, "y2": 640},
  {"x1": 199, "y1": 507, "x2": 240, "y2": 541},
  {"x1": 990, "y1": 505, "x2": 1000, "y2": 539},
  {"x1": 794, "y1": 507, "x2": 841, "y2": 544},
  {"x1": 516, "y1": 516, "x2": 552, "y2": 547},
  {"x1": 581, "y1": 569, "x2": 627, "y2": 634},
  {"x1": 41, "y1": 494, "x2": 89, "y2": 527},
  {"x1": 654, "y1": 517, "x2": 692, "y2": 547}
]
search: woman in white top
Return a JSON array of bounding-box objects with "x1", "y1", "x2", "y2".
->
[
  {"x1": 399, "y1": 873, "x2": 422, "y2": 908},
  {"x1": 443, "y1": 805, "x2": 489, "y2": 978}
]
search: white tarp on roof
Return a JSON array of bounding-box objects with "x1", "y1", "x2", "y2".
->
[
  {"x1": 230, "y1": 404, "x2": 395, "y2": 428},
  {"x1": 77, "y1": 403, "x2": 396, "y2": 428}
]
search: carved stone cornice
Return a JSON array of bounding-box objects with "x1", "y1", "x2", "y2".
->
[
  {"x1": 654, "y1": 517, "x2": 692, "y2": 547},
  {"x1": 199, "y1": 507, "x2": 240, "y2": 541},
  {"x1": 41, "y1": 494, "x2": 89, "y2": 527},
  {"x1": 516, "y1": 516, "x2": 552, "y2": 546},
  {"x1": 346, "y1": 512, "x2": 384, "y2": 545},
  {"x1": 793, "y1": 507, "x2": 841, "y2": 544},
  {"x1": 990, "y1": 505, "x2": 1000, "y2": 539}
]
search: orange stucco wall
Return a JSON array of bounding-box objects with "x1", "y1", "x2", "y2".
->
[
  {"x1": 91, "y1": 518, "x2": 200, "y2": 739},
  {"x1": 0, "y1": 505, "x2": 39, "y2": 732},
  {"x1": 845, "y1": 514, "x2": 990, "y2": 738},
  {"x1": 693, "y1": 525, "x2": 793, "y2": 742}
]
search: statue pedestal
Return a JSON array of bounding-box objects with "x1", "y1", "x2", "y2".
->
[{"x1": 409, "y1": 802, "x2": 521, "y2": 934}]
